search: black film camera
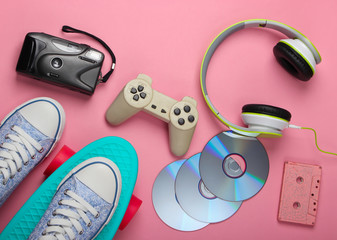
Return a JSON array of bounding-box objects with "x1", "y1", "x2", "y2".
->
[{"x1": 16, "y1": 26, "x2": 116, "y2": 95}]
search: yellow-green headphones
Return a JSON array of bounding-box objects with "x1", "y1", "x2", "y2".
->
[{"x1": 200, "y1": 19, "x2": 321, "y2": 138}]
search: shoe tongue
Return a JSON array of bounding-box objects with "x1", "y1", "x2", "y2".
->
[{"x1": 73, "y1": 176, "x2": 108, "y2": 207}]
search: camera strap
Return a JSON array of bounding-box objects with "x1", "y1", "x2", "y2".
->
[{"x1": 62, "y1": 25, "x2": 116, "y2": 83}]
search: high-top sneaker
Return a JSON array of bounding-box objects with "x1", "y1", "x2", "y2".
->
[
  {"x1": 0, "y1": 97, "x2": 65, "y2": 207},
  {"x1": 28, "y1": 157, "x2": 122, "y2": 240}
]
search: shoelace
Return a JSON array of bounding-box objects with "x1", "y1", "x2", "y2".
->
[
  {"x1": 0, "y1": 125, "x2": 43, "y2": 184},
  {"x1": 39, "y1": 190, "x2": 100, "y2": 240}
]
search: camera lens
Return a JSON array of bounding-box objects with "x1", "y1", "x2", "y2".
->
[{"x1": 51, "y1": 58, "x2": 62, "y2": 69}]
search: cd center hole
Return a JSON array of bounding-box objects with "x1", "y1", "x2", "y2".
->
[
  {"x1": 222, "y1": 154, "x2": 246, "y2": 178},
  {"x1": 198, "y1": 180, "x2": 216, "y2": 200}
]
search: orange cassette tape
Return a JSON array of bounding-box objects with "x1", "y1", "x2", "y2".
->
[{"x1": 278, "y1": 162, "x2": 322, "y2": 226}]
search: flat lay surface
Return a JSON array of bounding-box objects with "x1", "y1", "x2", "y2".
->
[{"x1": 1, "y1": 0, "x2": 337, "y2": 239}]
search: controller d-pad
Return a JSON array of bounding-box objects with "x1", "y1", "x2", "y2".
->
[
  {"x1": 129, "y1": 83, "x2": 148, "y2": 103},
  {"x1": 174, "y1": 108, "x2": 181, "y2": 115},
  {"x1": 133, "y1": 94, "x2": 139, "y2": 101},
  {"x1": 184, "y1": 105, "x2": 191, "y2": 113},
  {"x1": 138, "y1": 85, "x2": 144, "y2": 92},
  {"x1": 140, "y1": 92, "x2": 146, "y2": 99},
  {"x1": 188, "y1": 115, "x2": 195, "y2": 123},
  {"x1": 178, "y1": 118, "x2": 185, "y2": 125}
]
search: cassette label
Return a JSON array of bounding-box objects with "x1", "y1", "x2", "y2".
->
[{"x1": 278, "y1": 162, "x2": 322, "y2": 226}]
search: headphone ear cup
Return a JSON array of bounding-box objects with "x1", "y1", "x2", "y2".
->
[
  {"x1": 273, "y1": 39, "x2": 315, "y2": 81},
  {"x1": 242, "y1": 104, "x2": 291, "y2": 121},
  {"x1": 241, "y1": 104, "x2": 292, "y2": 132}
]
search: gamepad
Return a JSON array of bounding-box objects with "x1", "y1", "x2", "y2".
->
[{"x1": 105, "y1": 74, "x2": 199, "y2": 156}]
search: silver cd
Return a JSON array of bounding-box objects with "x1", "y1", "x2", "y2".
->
[
  {"x1": 175, "y1": 153, "x2": 242, "y2": 223},
  {"x1": 199, "y1": 131, "x2": 269, "y2": 202},
  {"x1": 152, "y1": 160, "x2": 209, "y2": 231}
]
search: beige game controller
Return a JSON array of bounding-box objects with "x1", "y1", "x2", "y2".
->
[{"x1": 106, "y1": 74, "x2": 199, "y2": 156}]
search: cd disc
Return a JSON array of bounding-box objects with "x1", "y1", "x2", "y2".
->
[
  {"x1": 175, "y1": 153, "x2": 242, "y2": 223},
  {"x1": 152, "y1": 160, "x2": 209, "y2": 231},
  {"x1": 199, "y1": 131, "x2": 269, "y2": 202}
]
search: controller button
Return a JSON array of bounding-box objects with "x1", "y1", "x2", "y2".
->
[
  {"x1": 178, "y1": 118, "x2": 185, "y2": 125},
  {"x1": 51, "y1": 58, "x2": 62, "y2": 69},
  {"x1": 161, "y1": 109, "x2": 166, "y2": 113},
  {"x1": 184, "y1": 105, "x2": 191, "y2": 113},
  {"x1": 151, "y1": 104, "x2": 157, "y2": 109},
  {"x1": 140, "y1": 92, "x2": 147, "y2": 99},
  {"x1": 133, "y1": 94, "x2": 139, "y2": 101},
  {"x1": 49, "y1": 72, "x2": 59, "y2": 78},
  {"x1": 174, "y1": 108, "x2": 181, "y2": 115},
  {"x1": 131, "y1": 88, "x2": 137, "y2": 94},
  {"x1": 188, "y1": 115, "x2": 195, "y2": 123},
  {"x1": 138, "y1": 85, "x2": 144, "y2": 92}
]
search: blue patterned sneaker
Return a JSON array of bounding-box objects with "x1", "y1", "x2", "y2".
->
[
  {"x1": 29, "y1": 157, "x2": 122, "y2": 240},
  {"x1": 0, "y1": 97, "x2": 65, "y2": 207}
]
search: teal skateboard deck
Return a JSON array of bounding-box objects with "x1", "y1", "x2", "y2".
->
[{"x1": 0, "y1": 136, "x2": 139, "y2": 239}]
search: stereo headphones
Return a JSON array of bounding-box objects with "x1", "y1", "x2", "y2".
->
[{"x1": 200, "y1": 19, "x2": 322, "y2": 138}]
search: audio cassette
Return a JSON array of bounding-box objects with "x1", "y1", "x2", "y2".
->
[{"x1": 278, "y1": 162, "x2": 322, "y2": 226}]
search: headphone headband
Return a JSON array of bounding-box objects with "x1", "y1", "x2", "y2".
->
[{"x1": 200, "y1": 19, "x2": 321, "y2": 137}]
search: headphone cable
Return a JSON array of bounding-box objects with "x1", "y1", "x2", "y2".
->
[{"x1": 289, "y1": 125, "x2": 337, "y2": 156}]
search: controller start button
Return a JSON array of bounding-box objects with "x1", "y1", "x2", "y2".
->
[{"x1": 51, "y1": 58, "x2": 62, "y2": 69}]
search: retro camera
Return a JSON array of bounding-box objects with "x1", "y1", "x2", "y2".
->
[{"x1": 16, "y1": 26, "x2": 115, "y2": 95}]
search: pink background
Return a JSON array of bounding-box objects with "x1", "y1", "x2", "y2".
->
[{"x1": 1, "y1": 0, "x2": 337, "y2": 239}]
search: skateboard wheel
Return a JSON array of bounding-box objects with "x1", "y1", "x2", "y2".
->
[
  {"x1": 119, "y1": 194, "x2": 142, "y2": 230},
  {"x1": 43, "y1": 145, "x2": 75, "y2": 177}
]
